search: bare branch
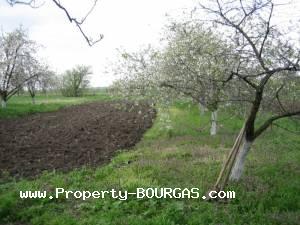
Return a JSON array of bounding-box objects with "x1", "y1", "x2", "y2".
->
[
  {"x1": 272, "y1": 122, "x2": 300, "y2": 135},
  {"x1": 199, "y1": 0, "x2": 271, "y2": 71},
  {"x1": 51, "y1": 0, "x2": 103, "y2": 46},
  {"x1": 6, "y1": 0, "x2": 43, "y2": 8},
  {"x1": 7, "y1": 0, "x2": 103, "y2": 46},
  {"x1": 231, "y1": 71, "x2": 258, "y2": 89},
  {"x1": 275, "y1": 83, "x2": 286, "y2": 114},
  {"x1": 254, "y1": 110, "x2": 300, "y2": 139},
  {"x1": 258, "y1": 2, "x2": 273, "y2": 57},
  {"x1": 7, "y1": 73, "x2": 39, "y2": 100}
]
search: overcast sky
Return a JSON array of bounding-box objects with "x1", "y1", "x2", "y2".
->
[{"x1": 0, "y1": 0, "x2": 299, "y2": 87}]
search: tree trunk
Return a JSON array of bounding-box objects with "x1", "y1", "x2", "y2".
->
[
  {"x1": 229, "y1": 135, "x2": 252, "y2": 181},
  {"x1": 1, "y1": 99, "x2": 7, "y2": 108},
  {"x1": 199, "y1": 103, "x2": 205, "y2": 116},
  {"x1": 1, "y1": 94, "x2": 7, "y2": 108},
  {"x1": 32, "y1": 96, "x2": 36, "y2": 105},
  {"x1": 210, "y1": 110, "x2": 217, "y2": 136}
]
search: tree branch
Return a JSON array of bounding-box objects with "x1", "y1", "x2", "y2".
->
[
  {"x1": 51, "y1": 0, "x2": 103, "y2": 46},
  {"x1": 6, "y1": 0, "x2": 42, "y2": 8},
  {"x1": 7, "y1": 0, "x2": 103, "y2": 46},
  {"x1": 254, "y1": 110, "x2": 300, "y2": 139},
  {"x1": 7, "y1": 73, "x2": 39, "y2": 100},
  {"x1": 231, "y1": 71, "x2": 258, "y2": 89},
  {"x1": 259, "y1": 2, "x2": 273, "y2": 58}
]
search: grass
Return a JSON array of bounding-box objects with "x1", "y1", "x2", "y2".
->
[
  {"x1": 0, "y1": 91, "x2": 113, "y2": 119},
  {"x1": 0, "y1": 99, "x2": 299, "y2": 225}
]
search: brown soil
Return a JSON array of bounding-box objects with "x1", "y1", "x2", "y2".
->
[{"x1": 0, "y1": 101, "x2": 156, "y2": 178}]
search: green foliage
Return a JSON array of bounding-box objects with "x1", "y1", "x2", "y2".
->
[
  {"x1": 60, "y1": 65, "x2": 92, "y2": 97},
  {"x1": 0, "y1": 100, "x2": 299, "y2": 224}
]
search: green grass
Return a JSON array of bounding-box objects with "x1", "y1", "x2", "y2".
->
[
  {"x1": 0, "y1": 100, "x2": 299, "y2": 225},
  {"x1": 0, "y1": 91, "x2": 113, "y2": 119}
]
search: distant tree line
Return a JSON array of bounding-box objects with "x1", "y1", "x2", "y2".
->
[{"x1": 0, "y1": 28, "x2": 92, "y2": 107}]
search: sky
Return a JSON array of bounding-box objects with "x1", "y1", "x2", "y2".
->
[
  {"x1": 0, "y1": 0, "x2": 299, "y2": 87},
  {"x1": 0, "y1": 0, "x2": 198, "y2": 87}
]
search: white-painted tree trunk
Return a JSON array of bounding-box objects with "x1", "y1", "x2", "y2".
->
[
  {"x1": 1, "y1": 99, "x2": 7, "y2": 108},
  {"x1": 32, "y1": 97, "x2": 36, "y2": 105},
  {"x1": 199, "y1": 103, "x2": 205, "y2": 116},
  {"x1": 210, "y1": 110, "x2": 217, "y2": 136},
  {"x1": 229, "y1": 137, "x2": 252, "y2": 181}
]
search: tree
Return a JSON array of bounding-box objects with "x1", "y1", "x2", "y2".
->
[
  {"x1": 38, "y1": 68, "x2": 57, "y2": 94},
  {"x1": 198, "y1": 0, "x2": 300, "y2": 191},
  {"x1": 60, "y1": 65, "x2": 91, "y2": 97},
  {"x1": 158, "y1": 21, "x2": 234, "y2": 135},
  {"x1": 0, "y1": 27, "x2": 38, "y2": 108},
  {"x1": 110, "y1": 46, "x2": 163, "y2": 100},
  {"x1": 111, "y1": 22, "x2": 235, "y2": 136},
  {"x1": 25, "y1": 63, "x2": 54, "y2": 104},
  {"x1": 26, "y1": 77, "x2": 40, "y2": 104}
]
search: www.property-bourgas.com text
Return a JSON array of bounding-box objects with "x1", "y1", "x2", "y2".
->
[{"x1": 20, "y1": 188, "x2": 236, "y2": 201}]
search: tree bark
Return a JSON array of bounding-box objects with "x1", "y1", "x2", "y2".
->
[
  {"x1": 229, "y1": 135, "x2": 252, "y2": 181},
  {"x1": 210, "y1": 110, "x2": 218, "y2": 136}
]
